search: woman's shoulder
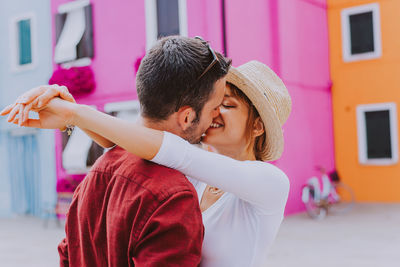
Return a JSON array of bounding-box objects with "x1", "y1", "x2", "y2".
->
[{"x1": 242, "y1": 160, "x2": 290, "y2": 206}]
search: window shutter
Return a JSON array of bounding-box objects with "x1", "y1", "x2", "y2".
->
[{"x1": 18, "y1": 19, "x2": 32, "y2": 65}]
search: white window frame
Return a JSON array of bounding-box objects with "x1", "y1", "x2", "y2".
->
[
  {"x1": 145, "y1": 0, "x2": 188, "y2": 50},
  {"x1": 58, "y1": 0, "x2": 90, "y2": 13},
  {"x1": 104, "y1": 100, "x2": 140, "y2": 122},
  {"x1": 62, "y1": 104, "x2": 98, "y2": 174},
  {"x1": 341, "y1": 3, "x2": 382, "y2": 62},
  {"x1": 356, "y1": 103, "x2": 398, "y2": 165},
  {"x1": 56, "y1": 0, "x2": 91, "y2": 67},
  {"x1": 9, "y1": 13, "x2": 37, "y2": 72}
]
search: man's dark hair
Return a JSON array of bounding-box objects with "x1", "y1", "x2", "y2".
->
[{"x1": 136, "y1": 36, "x2": 232, "y2": 121}]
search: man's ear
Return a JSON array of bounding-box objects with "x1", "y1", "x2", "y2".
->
[
  {"x1": 177, "y1": 106, "x2": 197, "y2": 131},
  {"x1": 253, "y1": 117, "x2": 265, "y2": 138}
]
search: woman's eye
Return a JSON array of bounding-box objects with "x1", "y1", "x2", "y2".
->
[{"x1": 222, "y1": 104, "x2": 235, "y2": 108}]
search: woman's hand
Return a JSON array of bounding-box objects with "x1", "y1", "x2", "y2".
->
[
  {"x1": 0, "y1": 84, "x2": 117, "y2": 149},
  {"x1": 0, "y1": 84, "x2": 75, "y2": 126},
  {"x1": 7, "y1": 98, "x2": 78, "y2": 130}
]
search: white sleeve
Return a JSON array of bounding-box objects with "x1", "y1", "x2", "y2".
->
[{"x1": 152, "y1": 132, "x2": 290, "y2": 213}]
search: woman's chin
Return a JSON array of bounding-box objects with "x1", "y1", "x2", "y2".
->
[
  {"x1": 202, "y1": 127, "x2": 225, "y2": 145},
  {"x1": 201, "y1": 134, "x2": 219, "y2": 147}
]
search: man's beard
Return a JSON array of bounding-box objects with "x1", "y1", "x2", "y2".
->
[{"x1": 183, "y1": 120, "x2": 204, "y2": 144}]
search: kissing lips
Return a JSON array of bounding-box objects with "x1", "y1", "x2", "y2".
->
[
  {"x1": 207, "y1": 121, "x2": 224, "y2": 132},
  {"x1": 209, "y1": 122, "x2": 223, "y2": 129}
]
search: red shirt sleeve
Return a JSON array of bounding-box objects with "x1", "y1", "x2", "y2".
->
[
  {"x1": 58, "y1": 183, "x2": 83, "y2": 267},
  {"x1": 132, "y1": 190, "x2": 204, "y2": 267},
  {"x1": 58, "y1": 238, "x2": 69, "y2": 267}
]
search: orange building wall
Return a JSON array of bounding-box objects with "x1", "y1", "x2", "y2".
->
[{"x1": 328, "y1": 0, "x2": 400, "y2": 202}]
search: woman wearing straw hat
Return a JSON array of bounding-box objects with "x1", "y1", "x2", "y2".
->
[{"x1": 2, "y1": 61, "x2": 291, "y2": 266}]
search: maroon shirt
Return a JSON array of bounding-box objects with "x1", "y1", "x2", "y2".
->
[{"x1": 58, "y1": 146, "x2": 204, "y2": 267}]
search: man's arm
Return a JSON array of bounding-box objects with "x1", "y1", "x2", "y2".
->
[{"x1": 132, "y1": 191, "x2": 204, "y2": 267}]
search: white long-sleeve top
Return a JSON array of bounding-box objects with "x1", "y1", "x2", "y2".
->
[{"x1": 152, "y1": 132, "x2": 290, "y2": 267}]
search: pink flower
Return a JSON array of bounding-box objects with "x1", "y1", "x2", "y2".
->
[
  {"x1": 134, "y1": 52, "x2": 145, "y2": 74},
  {"x1": 49, "y1": 66, "x2": 96, "y2": 96},
  {"x1": 56, "y1": 176, "x2": 83, "y2": 193}
]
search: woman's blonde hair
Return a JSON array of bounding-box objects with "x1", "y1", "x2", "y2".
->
[{"x1": 227, "y1": 83, "x2": 266, "y2": 161}]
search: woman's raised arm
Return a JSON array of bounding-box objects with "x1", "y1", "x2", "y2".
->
[
  {"x1": 1, "y1": 85, "x2": 117, "y2": 149},
  {"x1": 1, "y1": 91, "x2": 163, "y2": 160},
  {"x1": 70, "y1": 102, "x2": 163, "y2": 160}
]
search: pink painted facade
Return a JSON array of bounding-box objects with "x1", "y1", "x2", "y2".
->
[
  {"x1": 51, "y1": 0, "x2": 334, "y2": 215},
  {"x1": 223, "y1": 0, "x2": 334, "y2": 214},
  {"x1": 278, "y1": 0, "x2": 334, "y2": 214}
]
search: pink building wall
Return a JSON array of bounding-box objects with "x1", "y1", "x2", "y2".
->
[
  {"x1": 50, "y1": 0, "x2": 230, "y2": 192},
  {"x1": 51, "y1": 0, "x2": 147, "y2": 184},
  {"x1": 51, "y1": 0, "x2": 334, "y2": 215},
  {"x1": 277, "y1": 0, "x2": 334, "y2": 214},
  {"x1": 223, "y1": 0, "x2": 334, "y2": 214}
]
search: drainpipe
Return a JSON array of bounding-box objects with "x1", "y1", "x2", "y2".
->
[
  {"x1": 270, "y1": 0, "x2": 280, "y2": 75},
  {"x1": 221, "y1": 0, "x2": 228, "y2": 56}
]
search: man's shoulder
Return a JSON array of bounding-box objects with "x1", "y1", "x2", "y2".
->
[{"x1": 91, "y1": 146, "x2": 197, "y2": 200}]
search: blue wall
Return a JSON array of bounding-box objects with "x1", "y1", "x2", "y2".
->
[{"x1": 0, "y1": 0, "x2": 56, "y2": 217}]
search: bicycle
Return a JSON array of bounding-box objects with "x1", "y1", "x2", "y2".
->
[{"x1": 301, "y1": 167, "x2": 355, "y2": 220}]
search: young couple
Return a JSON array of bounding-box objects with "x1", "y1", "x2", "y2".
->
[{"x1": 1, "y1": 36, "x2": 292, "y2": 267}]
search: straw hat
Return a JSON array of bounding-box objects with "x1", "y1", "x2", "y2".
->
[{"x1": 226, "y1": 60, "x2": 292, "y2": 161}]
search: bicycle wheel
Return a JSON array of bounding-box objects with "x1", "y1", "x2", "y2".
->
[
  {"x1": 328, "y1": 182, "x2": 355, "y2": 214},
  {"x1": 302, "y1": 185, "x2": 327, "y2": 220}
]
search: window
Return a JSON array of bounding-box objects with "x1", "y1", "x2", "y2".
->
[
  {"x1": 356, "y1": 103, "x2": 398, "y2": 165},
  {"x1": 62, "y1": 105, "x2": 101, "y2": 174},
  {"x1": 341, "y1": 3, "x2": 381, "y2": 62},
  {"x1": 104, "y1": 100, "x2": 140, "y2": 122},
  {"x1": 62, "y1": 127, "x2": 96, "y2": 174},
  {"x1": 10, "y1": 14, "x2": 36, "y2": 71},
  {"x1": 157, "y1": 0, "x2": 180, "y2": 37},
  {"x1": 145, "y1": 0, "x2": 188, "y2": 50},
  {"x1": 54, "y1": 0, "x2": 94, "y2": 65},
  {"x1": 61, "y1": 101, "x2": 139, "y2": 174},
  {"x1": 17, "y1": 19, "x2": 32, "y2": 65}
]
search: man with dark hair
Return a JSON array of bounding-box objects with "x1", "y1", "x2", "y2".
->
[
  {"x1": 137, "y1": 36, "x2": 231, "y2": 143},
  {"x1": 22, "y1": 36, "x2": 231, "y2": 266}
]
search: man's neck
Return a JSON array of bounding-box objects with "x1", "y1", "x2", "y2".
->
[{"x1": 139, "y1": 116, "x2": 181, "y2": 137}]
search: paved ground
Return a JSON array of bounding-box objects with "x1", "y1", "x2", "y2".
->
[
  {"x1": 268, "y1": 203, "x2": 400, "y2": 267},
  {"x1": 0, "y1": 215, "x2": 64, "y2": 267},
  {"x1": 0, "y1": 203, "x2": 399, "y2": 267}
]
